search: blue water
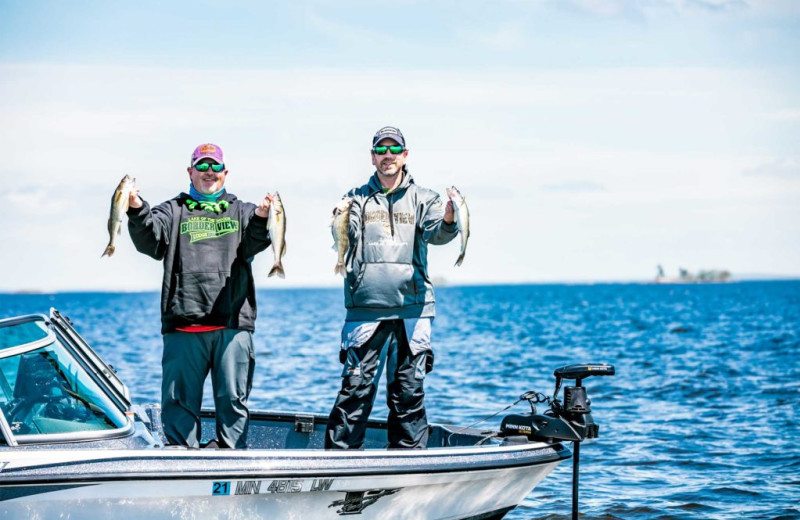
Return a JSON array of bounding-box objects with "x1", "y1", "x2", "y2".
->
[{"x1": 2, "y1": 281, "x2": 799, "y2": 520}]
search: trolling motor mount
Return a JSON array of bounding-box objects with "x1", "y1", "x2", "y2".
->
[
  {"x1": 500, "y1": 363, "x2": 615, "y2": 443},
  {"x1": 501, "y1": 363, "x2": 615, "y2": 520}
]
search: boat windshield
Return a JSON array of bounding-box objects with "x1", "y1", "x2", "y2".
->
[
  {"x1": 0, "y1": 317, "x2": 128, "y2": 439},
  {"x1": 0, "y1": 318, "x2": 50, "y2": 351}
]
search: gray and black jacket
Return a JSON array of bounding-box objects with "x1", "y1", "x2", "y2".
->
[
  {"x1": 127, "y1": 192, "x2": 271, "y2": 334},
  {"x1": 342, "y1": 169, "x2": 458, "y2": 321}
]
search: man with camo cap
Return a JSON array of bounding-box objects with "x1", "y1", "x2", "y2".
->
[{"x1": 325, "y1": 126, "x2": 458, "y2": 450}]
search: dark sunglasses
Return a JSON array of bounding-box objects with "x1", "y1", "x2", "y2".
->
[
  {"x1": 194, "y1": 163, "x2": 225, "y2": 172},
  {"x1": 372, "y1": 145, "x2": 405, "y2": 155}
]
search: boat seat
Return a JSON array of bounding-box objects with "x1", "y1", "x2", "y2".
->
[
  {"x1": 13, "y1": 352, "x2": 66, "y2": 402},
  {"x1": 6, "y1": 353, "x2": 69, "y2": 434}
]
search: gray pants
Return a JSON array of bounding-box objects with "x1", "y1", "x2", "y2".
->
[
  {"x1": 325, "y1": 319, "x2": 431, "y2": 450},
  {"x1": 161, "y1": 329, "x2": 255, "y2": 449}
]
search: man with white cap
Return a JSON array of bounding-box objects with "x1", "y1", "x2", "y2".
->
[{"x1": 127, "y1": 143, "x2": 274, "y2": 449}]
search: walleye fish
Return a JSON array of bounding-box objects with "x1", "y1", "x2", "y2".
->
[
  {"x1": 331, "y1": 198, "x2": 354, "y2": 276},
  {"x1": 102, "y1": 175, "x2": 136, "y2": 258},
  {"x1": 268, "y1": 192, "x2": 287, "y2": 278},
  {"x1": 446, "y1": 186, "x2": 470, "y2": 266}
]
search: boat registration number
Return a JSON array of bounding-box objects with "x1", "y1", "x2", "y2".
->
[
  {"x1": 212, "y1": 481, "x2": 231, "y2": 495},
  {"x1": 212, "y1": 478, "x2": 335, "y2": 496}
]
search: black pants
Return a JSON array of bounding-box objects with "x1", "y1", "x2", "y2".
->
[{"x1": 325, "y1": 319, "x2": 430, "y2": 450}]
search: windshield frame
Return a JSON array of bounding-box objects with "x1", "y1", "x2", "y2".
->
[
  {"x1": 50, "y1": 309, "x2": 131, "y2": 411},
  {"x1": 0, "y1": 314, "x2": 55, "y2": 358},
  {"x1": 0, "y1": 314, "x2": 134, "y2": 446}
]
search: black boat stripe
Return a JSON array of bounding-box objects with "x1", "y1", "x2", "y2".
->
[
  {"x1": 458, "y1": 506, "x2": 515, "y2": 520},
  {"x1": 0, "y1": 484, "x2": 96, "y2": 501}
]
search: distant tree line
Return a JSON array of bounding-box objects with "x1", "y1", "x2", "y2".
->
[{"x1": 656, "y1": 265, "x2": 731, "y2": 283}]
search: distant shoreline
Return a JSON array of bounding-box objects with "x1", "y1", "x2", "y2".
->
[{"x1": 3, "y1": 277, "x2": 799, "y2": 295}]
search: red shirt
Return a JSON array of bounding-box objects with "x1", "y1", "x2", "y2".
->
[{"x1": 175, "y1": 325, "x2": 226, "y2": 333}]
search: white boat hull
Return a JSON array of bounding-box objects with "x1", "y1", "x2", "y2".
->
[
  {"x1": 0, "y1": 313, "x2": 608, "y2": 520},
  {"x1": 1, "y1": 456, "x2": 560, "y2": 519}
]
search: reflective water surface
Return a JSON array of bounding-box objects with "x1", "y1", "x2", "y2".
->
[{"x1": 2, "y1": 281, "x2": 798, "y2": 520}]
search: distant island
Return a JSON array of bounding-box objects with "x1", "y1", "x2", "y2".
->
[{"x1": 654, "y1": 265, "x2": 731, "y2": 284}]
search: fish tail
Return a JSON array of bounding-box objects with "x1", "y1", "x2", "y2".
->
[
  {"x1": 334, "y1": 263, "x2": 346, "y2": 277},
  {"x1": 268, "y1": 263, "x2": 285, "y2": 279},
  {"x1": 101, "y1": 244, "x2": 115, "y2": 258},
  {"x1": 454, "y1": 252, "x2": 465, "y2": 267}
]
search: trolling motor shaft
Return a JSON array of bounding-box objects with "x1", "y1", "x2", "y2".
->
[{"x1": 500, "y1": 363, "x2": 615, "y2": 520}]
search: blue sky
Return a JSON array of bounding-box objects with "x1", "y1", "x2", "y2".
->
[
  {"x1": 1, "y1": 0, "x2": 798, "y2": 291},
  {"x1": 3, "y1": 1, "x2": 798, "y2": 70}
]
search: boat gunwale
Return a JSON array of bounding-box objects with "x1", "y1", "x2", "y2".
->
[{"x1": 0, "y1": 441, "x2": 570, "y2": 485}]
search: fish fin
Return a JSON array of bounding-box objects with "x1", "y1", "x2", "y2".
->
[
  {"x1": 102, "y1": 244, "x2": 115, "y2": 258},
  {"x1": 454, "y1": 252, "x2": 465, "y2": 267},
  {"x1": 281, "y1": 241, "x2": 287, "y2": 255},
  {"x1": 268, "y1": 263, "x2": 285, "y2": 279},
  {"x1": 334, "y1": 263, "x2": 346, "y2": 277}
]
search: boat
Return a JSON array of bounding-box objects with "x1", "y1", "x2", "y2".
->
[{"x1": 0, "y1": 309, "x2": 614, "y2": 519}]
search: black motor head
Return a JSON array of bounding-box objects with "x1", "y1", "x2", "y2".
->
[
  {"x1": 501, "y1": 362, "x2": 615, "y2": 443},
  {"x1": 554, "y1": 363, "x2": 615, "y2": 381}
]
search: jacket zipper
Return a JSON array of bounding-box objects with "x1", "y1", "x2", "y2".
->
[{"x1": 388, "y1": 193, "x2": 395, "y2": 237}]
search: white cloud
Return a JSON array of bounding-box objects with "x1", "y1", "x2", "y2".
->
[
  {"x1": 560, "y1": 0, "x2": 639, "y2": 17},
  {"x1": 756, "y1": 109, "x2": 800, "y2": 122},
  {"x1": 540, "y1": 0, "x2": 754, "y2": 18},
  {"x1": 301, "y1": 7, "x2": 406, "y2": 47},
  {"x1": 742, "y1": 158, "x2": 800, "y2": 178},
  {"x1": 540, "y1": 180, "x2": 606, "y2": 192},
  {"x1": 474, "y1": 23, "x2": 529, "y2": 52},
  {"x1": 1, "y1": 63, "x2": 798, "y2": 291}
]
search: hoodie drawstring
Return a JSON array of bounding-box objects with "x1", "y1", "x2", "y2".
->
[{"x1": 388, "y1": 194, "x2": 395, "y2": 237}]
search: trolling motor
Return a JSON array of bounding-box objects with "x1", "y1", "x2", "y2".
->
[{"x1": 501, "y1": 363, "x2": 615, "y2": 520}]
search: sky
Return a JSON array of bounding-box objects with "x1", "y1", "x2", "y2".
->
[{"x1": 1, "y1": 0, "x2": 798, "y2": 292}]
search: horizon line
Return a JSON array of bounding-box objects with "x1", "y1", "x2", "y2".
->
[{"x1": 4, "y1": 276, "x2": 799, "y2": 295}]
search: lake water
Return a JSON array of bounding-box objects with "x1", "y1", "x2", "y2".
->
[{"x1": 2, "y1": 281, "x2": 799, "y2": 520}]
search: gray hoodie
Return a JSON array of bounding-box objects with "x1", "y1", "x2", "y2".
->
[{"x1": 342, "y1": 169, "x2": 458, "y2": 321}]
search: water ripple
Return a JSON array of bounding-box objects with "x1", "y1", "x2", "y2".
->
[{"x1": 1, "y1": 281, "x2": 799, "y2": 519}]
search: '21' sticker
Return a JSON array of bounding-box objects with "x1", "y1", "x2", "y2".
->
[{"x1": 212, "y1": 481, "x2": 231, "y2": 495}]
